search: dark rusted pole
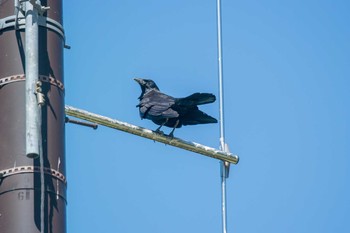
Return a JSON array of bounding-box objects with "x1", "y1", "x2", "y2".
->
[{"x1": 0, "y1": 1, "x2": 66, "y2": 232}]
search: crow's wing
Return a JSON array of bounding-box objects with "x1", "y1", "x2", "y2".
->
[{"x1": 139, "y1": 90, "x2": 179, "y2": 118}]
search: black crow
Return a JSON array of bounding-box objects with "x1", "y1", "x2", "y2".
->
[{"x1": 134, "y1": 78, "x2": 217, "y2": 137}]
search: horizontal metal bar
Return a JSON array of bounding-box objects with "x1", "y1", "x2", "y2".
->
[
  {"x1": 65, "y1": 116, "x2": 98, "y2": 129},
  {"x1": 65, "y1": 105, "x2": 239, "y2": 164}
]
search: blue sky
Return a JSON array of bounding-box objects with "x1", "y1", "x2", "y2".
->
[{"x1": 63, "y1": 1, "x2": 350, "y2": 233}]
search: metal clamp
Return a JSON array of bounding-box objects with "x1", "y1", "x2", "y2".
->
[
  {"x1": 0, "y1": 165, "x2": 67, "y2": 184},
  {"x1": 35, "y1": 80, "x2": 45, "y2": 106},
  {"x1": 0, "y1": 11, "x2": 70, "y2": 49},
  {"x1": 0, "y1": 74, "x2": 65, "y2": 92},
  {"x1": 29, "y1": 0, "x2": 50, "y2": 14}
]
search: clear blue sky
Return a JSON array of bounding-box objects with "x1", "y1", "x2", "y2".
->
[{"x1": 63, "y1": 1, "x2": 350, "y2": 233}]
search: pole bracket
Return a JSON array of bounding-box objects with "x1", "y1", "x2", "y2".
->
[
  {"x1": 0, "y1": 74, "x2": 65, "y2": 92},
  {"x1": 0, "y1": 165, "x2": 67, "y2": 184},
  {"x1": 220, "y1": 143, "x2": 231, "y2": 178},
  {"x1": 35, "y1": 80, "x2": 46, "y2": 106},
  {"x1": 29, "y1": 0, "x2": 50, "y2": 15},
  {"x1": 1, "y1": 2, "x2": 70, "y2": 49}
]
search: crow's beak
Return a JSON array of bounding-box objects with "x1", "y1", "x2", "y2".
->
[{"x1": 134, "y1": 78, "x2": 144, "y2": 85}]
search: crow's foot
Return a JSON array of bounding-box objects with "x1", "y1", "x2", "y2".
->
[{"x1": 154, "y1": 129, "x2": 165, "y2": 135}]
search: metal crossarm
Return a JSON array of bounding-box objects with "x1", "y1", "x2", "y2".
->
[{"x1": 65, "y1": 105, "x2": 239, "y2": 164}]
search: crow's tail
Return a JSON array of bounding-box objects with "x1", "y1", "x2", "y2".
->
[
  {"x1": 177, "y1": 93, "x2": 216, "y2": 106},
  {"x1": 182, "y1": 108, "x2": 218, "y2": 125}
]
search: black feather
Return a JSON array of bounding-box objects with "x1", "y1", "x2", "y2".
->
[{"x1": 134, "y1": 78, "x2": 217, "y2": 136}]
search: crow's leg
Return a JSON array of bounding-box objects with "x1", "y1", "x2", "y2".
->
[
  {"x1": 155, "y1": 119, "x2": 168, "y2": 133},
  {"x1": 168, "y1": 120, "x2": 179, "y2": 138}
]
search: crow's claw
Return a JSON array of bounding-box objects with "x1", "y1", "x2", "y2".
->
[{"x1": 154, "y1": 129, "x2": 165, "y2": 135}]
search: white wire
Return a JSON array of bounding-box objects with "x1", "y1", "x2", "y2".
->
[
  {"x1": 217, "y1": 0, "x2": 226, "y2": 150},
  {"x1": 216, "y1": 1, "x2": 229, "y2": 233}
]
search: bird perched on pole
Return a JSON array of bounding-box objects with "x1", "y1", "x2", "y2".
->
[{"x1": 134, "y1": 78, "x2": 218, "y2": 137}]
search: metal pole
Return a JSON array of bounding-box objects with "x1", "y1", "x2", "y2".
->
[
  {"x1": 25, "y1": 0, "x2": 41, "y2": 159},
  {"x1": 216, "y1": 0, "x2": 225, "y2": 148},
  {"x1": 216, "y1": 0, "x2": 230, "y2": 232},
  {"x1": 65, "y1": 106, "x2": 239, "y2": 164},
  {"x1": 220, "y1": 160, "x2": 229, "y2": 233},
  {"x1": 25, "y1": 2, "x2": 45, "y2": 232},
  {"x1": 0, "y1": 0, "x2": 67, "y2": 232}
]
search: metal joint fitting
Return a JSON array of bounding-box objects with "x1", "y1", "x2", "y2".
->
[
  {"x1": 29, "y1": 0, "x2": 50, "y2": 15},
  {"x1": 35, "y1": 80, "x2": 45, "y2": 106}
]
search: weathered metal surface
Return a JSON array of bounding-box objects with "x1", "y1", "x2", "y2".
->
[
  {"x1": 65, "y1": 105, "x2": 239, "y2": 164},
  {"x1": 0, "y1": 0, "x2": 66, "y2": 232}
]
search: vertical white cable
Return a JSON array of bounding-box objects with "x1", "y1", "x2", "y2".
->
[
  {"x1": 216, "y1": 0, "x2": 225, "y2": 150},
  {"x1": 216, "y1": 0, "x2": 230, "y2": 233}
]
